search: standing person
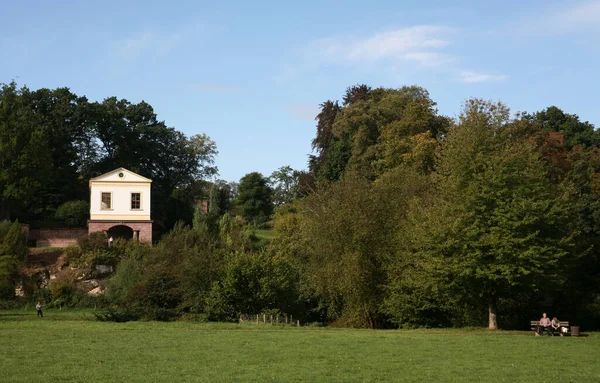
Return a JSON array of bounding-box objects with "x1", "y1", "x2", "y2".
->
[
  {"x1": 538, "y1": 313, "x2": 551, "y2": 336},
  {"x1": 108, "y1": 236, "x2": 114, "y2": 247},
  {"x1": 35, "y1": 301, "x2": 43, "y2": 318},
  {"x1": 551, "y1": 317, "x2": 562, "y2": 336}
]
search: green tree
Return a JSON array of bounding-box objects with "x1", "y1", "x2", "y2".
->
[
  {"x1": 27, "y1": 87, "x2": 94, "y2": 221},
  {"x1": 0, "y1": 220, "x2": 27, "y2": 261},
  {"x1": 236, "y1": 172, "x2": 273, "y2": 225},
  {"x1": 208, "y1": 181, "x2": 231, "y2": 216},
  {"x1": 529, "y1": 106, "x2": 598, "y2": 149},
  {"x1": 269, "y1": 166, "x2": 299, "y2": 206},
  {"x1": 87, "y1": 97, "x2": 218, "y2": 232},
  {"x1": 0, "y1": 82, "x2": 53, "y2": 220},
  {"x1": 282, "y1": 167, "x2": 430, "y2": 328},
  {"x1": 0, "y1": 220, "x2": 28, "y2": 299},
  {"x1": 309, "y1": 85, "x2": 450, "y2": 182},
  {"x1": 387, "y1": 99, "x2": 573, "y2": 329},
  {"x1": 55, "y1": 200, "x2": 90, "y2": 226}
]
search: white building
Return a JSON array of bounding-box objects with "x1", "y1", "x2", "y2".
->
[{"x1": 88, "y1": 167, "x2": 153, "y2": 242}]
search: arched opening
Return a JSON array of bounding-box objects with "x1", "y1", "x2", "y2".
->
[{"x1": 107, "y1": 225, "x2": 134, "y2": 241}]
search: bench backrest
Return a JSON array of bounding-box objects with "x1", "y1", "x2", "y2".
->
[{"x1": 530, "y1": 321, "x2": 569, "y2": 326}]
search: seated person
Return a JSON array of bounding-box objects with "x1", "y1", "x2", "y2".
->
[
  {"x1": 551, "y1": 317, "x2": 562, "y2": 336},
  {"x1": 538, "y1": 313, "x2": 551, "y2": 336}
]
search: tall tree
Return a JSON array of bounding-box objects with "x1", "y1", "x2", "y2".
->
[
  {"x1": 87, "y1": 97, "x2": 218, "y2": 231},
  {"x1": 28, "y1": 87, "x2": 93, "y2": 219},
  {"x1": 529, "y1": 106, "x2": 598, "y2": 149},
  {"x1": 236, "y1": 172, "x2": 273, "y2": 225},
  {"x1": 0, "y1": 83, "x2": 53, "y2": 220},
  {"x1": 269, "y1": 166, "x2": 299, "y2": 207},
  {"x1": 208, "y1": 181, "x2": 231, "y2": 216},
  {"x1": 387, "y1": 99, "x2": 574, "y2": 329},
  {"x1": 309, "y1": 100, "x2": 342, "y2": 180},
  {"x1": 309, "y1": 85, "x2": 450, "y2": 182}
]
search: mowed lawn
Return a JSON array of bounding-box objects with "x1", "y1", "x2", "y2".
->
[{"x1": 1, "y1": 310, "x2": 599, "y2": 382}]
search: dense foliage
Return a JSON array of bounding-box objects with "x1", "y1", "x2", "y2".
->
[
  {"x1": 236, "y1": 172, "x2": 273, "y2": 226},
  {"x1": 4, "y1": 81, "x2": 600, "y2": 330},
  {"x1": 0, "y1": 82, "x2": 217, "y2": 234},
  {"x1": 0, "y1": 221, "x2": 27, "y2": 299}
]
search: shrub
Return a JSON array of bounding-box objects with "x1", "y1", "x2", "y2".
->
[
  {"x1": 48, "y1": 279, "x2": 79, "y2": 307},
  {"x1": 0, "y1": 220, "x2": 13, "y2": 241},
  {"x1": 55, "y1": 200, "x2": 90, "y2": 227},
  {"x1": 77, "y1": 231, "x2": 108, "y2": 253},
  {"x1": 123, "y1": 272, "x2": 183, "y2": 321},
  {"x1": 105, "y1": 257, "x2": 144, "y2": 305},
  {"x1": 0, "y1": 221, "x2": 28, "y2": 261},
  {"x1": 63, "y1": 245, "x2": 83, "y2": 265}
]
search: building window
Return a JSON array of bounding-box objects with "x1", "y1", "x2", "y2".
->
[
  {"x1": 131, "y1": 193, "x2": 141, "y2": 210},
  {"x1": 101, "y1": 192, "x2": 112, "y2": 210}
]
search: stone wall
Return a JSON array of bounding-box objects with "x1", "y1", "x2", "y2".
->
[
  {"x1": 28, "y1": 228, "x2": 88, "y2": 248},
  {"x1": 88, "y1": 220, "x2": 153, "y2": 243}
]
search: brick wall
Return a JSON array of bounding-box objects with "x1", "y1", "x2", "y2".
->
[
  {"x1": 28, "y1": 228, "x2": 88, "y2": 248},
  {"x1": 88, "y1": 220, "x2": 153, "y2": 243}
]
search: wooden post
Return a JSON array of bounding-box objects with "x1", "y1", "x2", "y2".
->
[
  {"x1": 276, "y1": 316, "x2": 279, "y2": 325},
  {"x1": 296, "y1": 320, "x2": 300, "y2": 327},
  {"x1": 263, "y1": 314, "x2": 266, "y2": 324},
  {"x1": 256, "y1": 314, "x2": 259, "y2": 325},
  {"x1": 270, "y1": 315, "x2": 273, "y2": 325},
  {"x1": 285, "y1": 315, "x2": 288, "y2": 325}
]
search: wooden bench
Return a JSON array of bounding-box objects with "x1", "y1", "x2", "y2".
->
[{"x1": 530, "y1": 320, "x2": 570, "y2": 336}]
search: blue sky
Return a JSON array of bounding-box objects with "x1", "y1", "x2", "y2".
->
[{"x1": 1, "y1": 0, "x2": 599, "y2": 181}]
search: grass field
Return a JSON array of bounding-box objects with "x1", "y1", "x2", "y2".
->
[{"x1": 1, "y1": 309, "x2": 599, "y2": 382}]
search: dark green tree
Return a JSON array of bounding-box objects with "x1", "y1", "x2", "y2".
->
[
  {"x1": 236, "y1": 172, "x2": 273, "y2": 225},
  {"x1": 55, "y1": 200, "x2": 90, "y2": 227},
  {"x1": 529, "y1": 106, "x2": 598, "y2": 149},
  {"x1": 0, "y1": 82, "x2": 53, "y2": 220},
  {"x1": 208, "y1": 181, "x2": 231, "y2": 216},
  {"x1": 386, "y1": 99, "x2": 574, "y2": 329},
  {"x1": 309, "y1": 85, "x2": 450, "y2": 182}
]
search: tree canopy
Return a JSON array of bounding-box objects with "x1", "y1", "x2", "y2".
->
[{"x1": 0, "y1": 82, "x2": 217, "y2": 233}]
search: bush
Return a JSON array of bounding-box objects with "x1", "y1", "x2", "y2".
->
[
  {"x1": 63, "y1": 245, "x2": 83, "y2": 265},
  {"x1": 77, "y1": 231, "x2": 108, "y2": 253},
  {"x1": 0, "y1": 221, "x2": 28, "y2": 261},
  {"x1": 48, "y1": 279, "x2": 79, "y2": 307},
  {"x1": 55, "y1": 200, "x2": 90, "y2": 227},
  {"x1": 105, "y1": 257, "x2": 144, "y2": 305},
  {"x1": 0, "y1": 220, "x2": 13, "y2": 241}
]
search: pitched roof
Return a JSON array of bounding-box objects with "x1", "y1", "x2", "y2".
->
[{"x1": 89, "y1": 167, "x2": 152, "y2": 183}]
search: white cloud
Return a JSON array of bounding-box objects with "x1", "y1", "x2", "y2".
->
[
  {"x1": 459, "y1": 71, "x2": 508, "y2": 84},
  {"x1": 281, "y1": 25, "x2": 508, "y2": 85},
  {"x1": 285, "y1": 103, "x2": 320, "y2": 121},
  {"x1": 188, "y1": 83, "x2": 244, "y2": 93},
  {"x1": 308, "y1": 25, "x2": 456, "y2": 68}
]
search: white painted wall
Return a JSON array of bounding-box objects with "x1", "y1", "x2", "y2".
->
[
  {"x1": 90, "y1": 183, "x2": 151, "y2": 220},
  {"x1": 89, "y1": 169, "x2": 152, "y2": 221}
]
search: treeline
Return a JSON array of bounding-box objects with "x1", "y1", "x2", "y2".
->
[
  {"x1": 4, "y1": 81, "x2": 600, "y2": 330},
  {"x1": 93, "y1": 84, "x2": 600, "y2": 330},
  {"x1": 277, "y1": 85, "x2": 600, "y2": 329},
  {"x1": 0, "y1": 82, "x2": 217, "y2": 233}
]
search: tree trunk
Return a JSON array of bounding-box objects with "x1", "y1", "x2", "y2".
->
[{"x1": 488, "y1": 291, "x2": 498, "y2": 330}]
